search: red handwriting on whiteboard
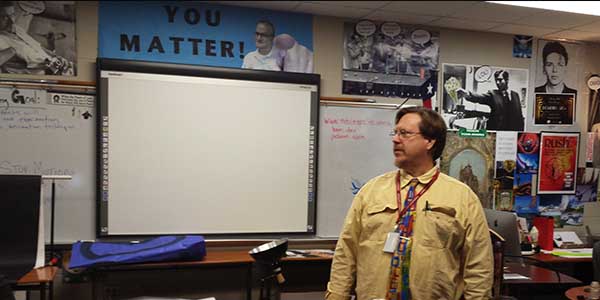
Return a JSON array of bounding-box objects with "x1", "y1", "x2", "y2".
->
[
  {"x1": 325, "y1": 117, "x2": 392, "y2": 141},
  {"x1": 323, "y1": 117, "x2": 392, "y2": 127}
]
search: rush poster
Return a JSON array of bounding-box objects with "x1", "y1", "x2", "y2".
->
[{"x1": 538, "y1": 132, "x2": 579, "y2": 194}]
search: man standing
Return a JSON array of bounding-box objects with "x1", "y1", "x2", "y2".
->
[
  {"x1": 241, "y1": 20, "x2": 282, "y2": 71},
  {"x1": 326, "y1": 107, "x2": 493, "y2": 300},
  {"x1": 458, "y1": 70, "x2": 525, "y2": 131}
]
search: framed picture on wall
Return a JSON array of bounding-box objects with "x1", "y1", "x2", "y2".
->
[
  {"x1": 533, "y1": 93, "x2": 575, "y2": 125},
  {"x1": 537, "y1": 132, "x2": 579, "y2": 194}
]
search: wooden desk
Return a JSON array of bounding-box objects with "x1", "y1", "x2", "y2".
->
[
  {"x1": 90, "y1": 250, "x2": 334, "y2": 300},
  {"x1": 13, "y1": 266, "x2": 58, "y2": 300},
  {"x1": 532, "y1": 252, "x2": 592, "y2": 264},
  {"x1": 91, "y1": 251, "x2": 256, "y2": 300},
  {"x1": 91, "y1": 250, "x2": 587, "y2": 300},
  {"x1": 530, "y1": 253, "x2": 593, "y2": 282},
  {"x1": 503, "y1": 262, "x2": 581, "y2": 299}
]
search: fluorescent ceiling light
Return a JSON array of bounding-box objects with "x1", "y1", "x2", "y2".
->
[{"x1": 489, "y1": 1, "x2": 600, "y2": 17}]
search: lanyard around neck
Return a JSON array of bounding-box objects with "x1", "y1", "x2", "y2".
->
[{"x1": 395, "y1": 169, "x2": 440, "y2": 224}]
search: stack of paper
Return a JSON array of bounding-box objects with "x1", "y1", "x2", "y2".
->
[
  {"x1": 503, "y1": 273, "x2": 531, "y2": 280},
  {"x1": 553, "y1": 231, "x2": 583, "y2": 247},
  {"x1": 551, "y1": 248, "x2": 593, "y2": 258}
]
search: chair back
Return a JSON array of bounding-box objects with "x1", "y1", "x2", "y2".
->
[{"x1": 490, "y1": 228, "x2": 505, "y2": 298}]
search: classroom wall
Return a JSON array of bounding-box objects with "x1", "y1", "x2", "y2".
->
[{"x1": 11, "y1": 2, "x2": 600, "y2": 299}]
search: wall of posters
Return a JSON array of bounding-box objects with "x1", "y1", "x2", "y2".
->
[
  {"x1": 341, "y1": 20, "x2": 438, "y2": 101},
  {"x1": 98, "y1": 1, "x2": 313, "y2": 72},
  {"x1": 0, "y1": 1, "x2": 76, "y2": 75},
  {"x1": 442, "y1": 63, "x2": 528, "y2": 131},
  {"x1": 538, "y1": 132, "x2": 579, "y2": 194},
  {"x1": 534, "y1": 93, "x2": 575, "y2": 125},
  {"x1": 440, "y1": 131, "x2": 496, "y2": 208}
]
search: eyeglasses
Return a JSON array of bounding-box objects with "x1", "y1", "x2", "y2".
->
[
  {"x1": 390, "y1": 129, "x2": 422, "y2": 139},
  {"x1": 255, "y1": 32, "x2": 274, "y2": 38}
]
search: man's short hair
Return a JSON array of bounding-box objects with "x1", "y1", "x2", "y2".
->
[
  {"x1": 256, "y1": 20, "x2": 275, "y2": 36},
  {"x1": 395, "y1": 106, "x2": 447, "y2": 161},
  {"x1": 494, "y1": 69, "x2": 509, "y2": 81},
  {"x1": 542, "y1": 41, "x2": 568, "y2": 65}
]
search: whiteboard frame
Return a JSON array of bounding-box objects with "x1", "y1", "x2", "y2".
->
[{"x1": 96, "y1": 58, "x2": 320, "y2": 238}]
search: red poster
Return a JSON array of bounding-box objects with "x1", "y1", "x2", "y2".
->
[{"x1": 538, "y1": 133, "x2": 579, "y2": 194}]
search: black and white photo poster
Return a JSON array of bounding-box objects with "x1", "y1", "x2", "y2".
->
[
  {"x1": 442, "y1": 63, "x2": 528, "y2": 131},
  {"x1": 0, "y1": 1, "x2": 76, "y2": 75},
  {"x1": 535, "y1": 40, "x2": 580, "y2": 96},
  {"x1": 341, "y1": 20, "x2": 439, "y2": 103}
]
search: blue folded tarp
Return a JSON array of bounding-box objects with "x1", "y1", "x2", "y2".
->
[{"x1": 70, "y1": 235, "x2": 206, "y2": 269}]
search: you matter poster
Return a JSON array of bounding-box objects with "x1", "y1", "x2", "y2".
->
[{"x1": 538, "y1": 132, "x2": 579, "y2": 194}]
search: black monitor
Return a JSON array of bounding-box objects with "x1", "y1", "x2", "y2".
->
[{"x1": 484, "y1": 209, "x2": 522, "y2": 262}]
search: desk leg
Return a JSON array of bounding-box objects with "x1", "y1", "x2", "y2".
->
[
  {"x1": 40, "y1": 283, "x2": 46, "y2": 300},
  {"x1": 49, "y1": 280, "x2": 53, "y2": 300},
  {"x1": 247, "y1": 264, "x2": 252, "y2": 300}
]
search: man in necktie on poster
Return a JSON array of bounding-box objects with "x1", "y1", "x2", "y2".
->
[
  {"x1": 457, "y1": 69, "x2": 525, "y2": 131},
  {"x1": 326, "y1": 106, "x2": 493, "y2": 300}
]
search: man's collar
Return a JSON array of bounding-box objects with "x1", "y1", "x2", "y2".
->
[
  {"x1": 257, "y1": 46, "x2": 275, "y2": 57},
  {"x1": 399, "y1": 166, "x2": 438, "y2": 189}
]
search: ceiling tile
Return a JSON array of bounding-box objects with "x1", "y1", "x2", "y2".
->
[
  {"x1": 429, "y1": 17, "x2": 502, "y2": 31},
  {"x1": 212, "y1": 1, "x2": 301, "y2": 11},
  {"x1": 571, "y1": 20, "x2": 600, "y2": 33},
  {"x1": 513, "y1": 10, "x2": 600, "y2": 29},
  {"x1": 295, "y1": 2, "x2": 372, "y2": 18},
  {"x1": 487, "y1": 24, "x2": 559, "y2": 37},
  {"x1": 448, "y1": 2, "x2": 541, "y2": 23},
  {"x1": 381, "y1": 1, "x2": 479, "y2": 17},
  {"x1": 306, "y1": 1, "x2": 390, "y2": 9},
  {"x1": 543, "y1": 30, "x2": 600, "y2": 42},
  {"x1": 363, "y1": 10, "x2": 440, "y2": 24}
]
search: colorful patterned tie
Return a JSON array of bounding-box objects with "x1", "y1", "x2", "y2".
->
[{"x1": 386, "y1": 179, "x2": 419, "y2": 300}]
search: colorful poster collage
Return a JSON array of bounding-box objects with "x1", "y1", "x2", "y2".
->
[{"x1": 490, "y1": 131, "x2": 600, "y2": 227}]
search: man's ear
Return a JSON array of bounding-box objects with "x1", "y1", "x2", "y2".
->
[{"x1": 426, "y1": 139, "x2": 436, "y2": 151}]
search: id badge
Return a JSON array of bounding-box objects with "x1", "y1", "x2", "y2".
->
[{"x1": 383, "y1": 232, "x2": 400, "y2": 253}]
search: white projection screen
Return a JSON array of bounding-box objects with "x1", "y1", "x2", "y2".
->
[{"x1": 97, "y1": 59, "x2": 319, "y2": 236}]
